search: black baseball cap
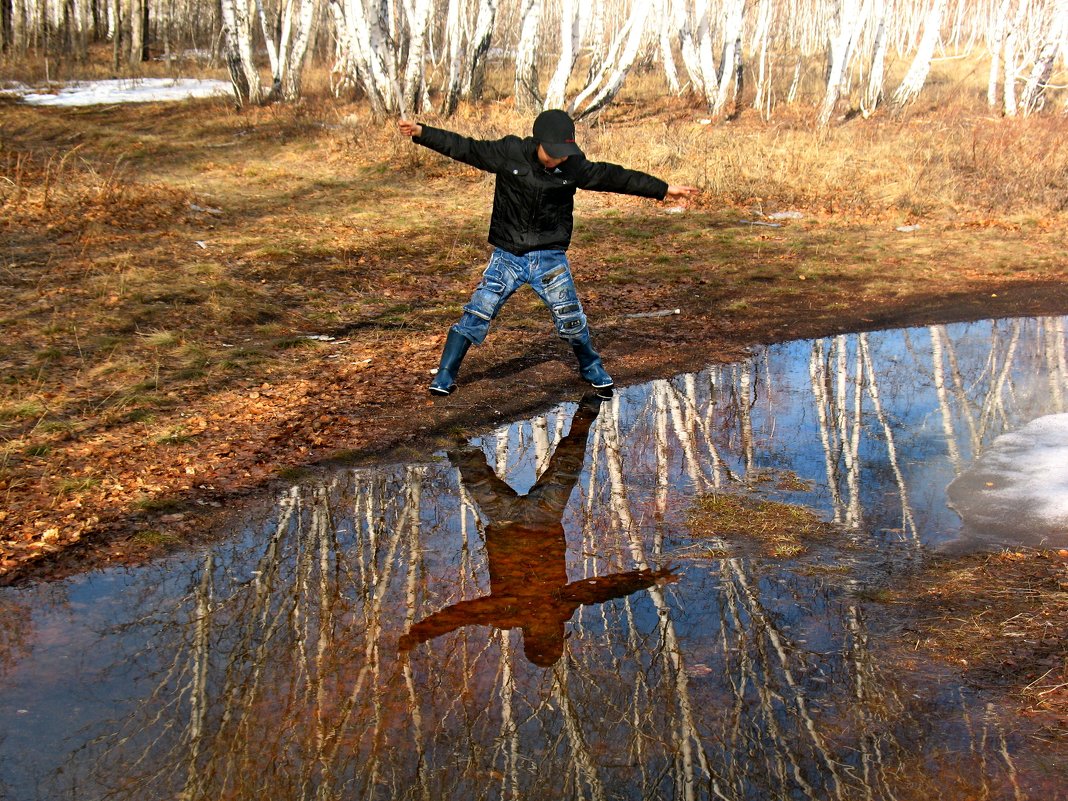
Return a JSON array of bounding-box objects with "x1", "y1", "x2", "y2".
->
[{"x1": 533, "y1": 109, "x2": 583, "y2": 159}]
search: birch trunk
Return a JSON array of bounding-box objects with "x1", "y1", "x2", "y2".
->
[
  {"x1": 331, "y1": 0, "x2": 401, "y2": 116},
  {"x1": 862, "y1": 0, "x2": 892, "y2": 116},
  {"x1": 461, "y1": 0, "x2": 498, "y2": 100},
  {"x1": 128, "y1": 0, "x2": 143, "y2": 63},
  {"x1": 281, "y1": 0, "x2": 319, "y2": 100},
  {"x1": 514, "y1": 0, "x2": 543, "y2": 112},
  {"x1": 544, "y1": 0, "x2": 580, "y2": 109},
  {"x1": 987, "y1": 0, "x2": 1012, "y2": 107},
  {"x1": 401, "y1": 0, "x2": 433, "y2": 114},
  {"x1": 819, "y1": 0, "x2": 860, "y2": 126},
  {"x1": 891, "y1": 0, "x2": 949, "y2": 107},
  {"x1": 220, "y1": 0, "x2": 262, "y2": 105},
  {"x1": 751, "y1": 0, "x2": 775, "y2": 114},
  {"x1": 440, "y1": 0, "x2": 465, "y2": 115},
  {"x1": 1003, "y1": 12, "x2": 1020, "y2": 114},
  {"x1": 710, "y1": 0, "x2": 745, "y2": 117},
  {"x1": 569, "y1": 0, "x2": 653, "y2": 119},
  {"x1": 1019, "y1": 0, "x2": 1068, "y2": 114},
  {"x1": 658, "y1": 0, "x2": 681, "y2": 94}
]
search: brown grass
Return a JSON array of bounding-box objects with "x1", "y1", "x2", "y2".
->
[
  {"x1": 0, "y1": 51, "x2": 1066, "y2": 578},
  {"x1": 687, "y1": 492, "x2": 839, "y2": 558}
]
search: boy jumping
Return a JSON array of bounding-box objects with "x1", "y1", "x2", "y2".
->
[{"x1": 398, "y1": 110, "x2": 697, "y2": 396}]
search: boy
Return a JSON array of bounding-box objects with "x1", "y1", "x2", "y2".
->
[{"x1": 398, "y1": 110, "x2": 697, "y2": 396}]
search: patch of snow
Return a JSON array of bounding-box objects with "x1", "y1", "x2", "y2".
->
[
  {"x1": 946, "y1": 413, "x2": 1068, "y2": 550},
  {"x1": 767, "y1": 211, "x2": 803, "y2": 220},
  {"x1": 895, "y1": 224, "x2": 922, "y2": 233},
  {"x1": 15, "y1": 78, "x2": 230, "y2": 107}
]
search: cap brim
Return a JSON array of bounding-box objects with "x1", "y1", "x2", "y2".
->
[{"x1": 541, "y1": 141, "x2": 583, "y2": 159}]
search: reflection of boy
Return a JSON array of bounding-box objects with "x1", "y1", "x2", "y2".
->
[
  {"x1": 399, "y1": 395, "x2": 676, "y2": 667},
  {"x1": 398, "y1": 110, "x2": 698, "y2": 397}
]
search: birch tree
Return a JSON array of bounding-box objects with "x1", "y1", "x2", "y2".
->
[
  {"x1": 1018, "y1": 0, "x2": 1068, "y2": 113},
  {"x1": 568, "y1": 0, "x2": 654, "y2": 119},
  {"x1": 819, "y1": 0, "x2": 866, "y2": 126},
  {"x1": 329, "y1": 0, "x2": 401, "y2": 115},
  {"x1": 987, "y1": 0, "x2": 1013, "y2": 107},
  {"x1": 544, "y1": 0, "x2": 581, "y2": 109},
  {"x1": 401, "y1": 0, "x2": 434, "y2": 114},
  {"x1": 258, "y1": 0, "x2": 319, "y2": 100},
  {"x1": 862, "y1": 0, "x2": 893, "y2": 116},
  {"x1": 464, "y1": 0, "x2": 500, "y2": 100},
  {"x1": 441, "y1": 0, "x2": 466, "y2": 115},
  {"x1": 891, "y1": 0, "x2": 949, "y2": 107},
  {"x1": 220, "y1": 0, "x2": 262, "y2": 106},
  {"x1": 514, "y1": 0, "x2": 543, "y2": 111},
  {"x1": 710, "y1": 0, "x2": 746, "y2": 117}
]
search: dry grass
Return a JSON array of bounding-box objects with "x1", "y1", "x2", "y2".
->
[
  {"x1": 881, "y1": 549, "x2": 1068, "y2": 724},
  {"x1": 687, "y1": 492, "x2": 838, "y2": 558}
]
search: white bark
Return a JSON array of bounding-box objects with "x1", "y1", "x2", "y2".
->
[
  {"x1": 988, "y1": 0, "x2": 1012, "y2": 107},
  {"x1": 891, "y1": 0, "x2": 949, "y2": 107},
  {"x1": 401, "y1": 0, "x2": 433, "y2": 114},
  {"x1": 441, "y1": 0, "x2": 465, "y2": 115},
  {"x1": 257, "y1": 0, "x2": 319, "y2": 100},
  {"x1": 220, "y1": 0, "x2": 263, "y2": 105},
  {"x1": 1019, "y1": 0, "x2": 1068, "y2": 113},
  {"x1": 862, "y1": 0, "x2": 892, "y2": 116},
  {"x1": 820, "y1": 0, "x2": 862, "y2": 126},
  {"x1": 330, "y1": 0, "x2": 402, "y2": 116},
  {"x1": 544, "y1": 0, "x2": 581, "y2": 109},
  {"x1": 658, "y1": 0, "x2": 681, "y2": 94},
  {"x1": 751, "y1": 0, "x2": 775, "y2": 114},
  {"x1": 710, "y1": 0, "x2": 746, "y2": 117},
  {"x1": 569, "y1": 0, "x2": 654, "y2": 119},
  {"x1": 514, "y1": 0, "x2": 543, "y2": 111},
  {"x1": 461, "y1": 0, "x2": 498, "y2": 100}
]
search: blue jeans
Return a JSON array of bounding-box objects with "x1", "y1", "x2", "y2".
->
[{"x1": 453, "y1": 249, "x2": 589, "y2": 346}]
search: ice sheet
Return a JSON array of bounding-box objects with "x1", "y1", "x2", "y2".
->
[
  {"x1": 9, "y1": 78, "x2": 230, "y2": 107},
  {"x1": 947, "y1": 413, "x2": 1068, "y2": 548}
]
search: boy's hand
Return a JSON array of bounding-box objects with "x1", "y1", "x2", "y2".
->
[
  {"x1": 398, "y1": 119, "x2": 422, "y2": 138},
  {"x1": 664, "y1": 185, "x2": 699, "y2": 201}
]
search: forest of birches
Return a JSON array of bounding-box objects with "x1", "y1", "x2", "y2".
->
[{"x1": 2, "y1": 0, "x2": 1065, "y2": 125}]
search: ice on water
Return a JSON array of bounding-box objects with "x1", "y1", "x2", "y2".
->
[{"x1": 948, "y1": 413, "x2": 1068, "y2": 548}]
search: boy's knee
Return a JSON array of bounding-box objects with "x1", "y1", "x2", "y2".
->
[{"x1": 552, "y1": 301, "x2": 587, "y2": 341}]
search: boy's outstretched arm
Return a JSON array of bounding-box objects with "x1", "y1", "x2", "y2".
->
[{"x1": 397, "y1": 118, "x2": 509, "y2": 174}]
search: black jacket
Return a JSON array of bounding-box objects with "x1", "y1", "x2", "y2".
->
[{"x1": 413, "y1": 125, "x2": 669, "y2": 256}]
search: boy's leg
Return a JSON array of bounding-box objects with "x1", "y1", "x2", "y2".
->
[
  {"x1": 531, "y1": 252, "x2": 613, "y2": 390},
  {"x1": 430, "y1": 250, "x2": 523, "y2": 396}
]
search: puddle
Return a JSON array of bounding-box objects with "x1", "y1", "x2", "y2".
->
[{"x1": 1, "y1": 316, "x2": 1066, "y2": 800}]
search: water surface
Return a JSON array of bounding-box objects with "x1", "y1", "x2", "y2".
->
[{"x1": 1, "y1": 316, "x2": 1066, "y2": 800}]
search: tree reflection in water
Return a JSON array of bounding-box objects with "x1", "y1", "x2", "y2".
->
[{"x1": 1, "y1": 317, "x2": 1065, "y2": 801}]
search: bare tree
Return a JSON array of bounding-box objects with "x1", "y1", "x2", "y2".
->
[
  {"x1": 1019, "y1": 0, "x2": 1068, "y2": 113},
  {"x1": 220, "y1": 0, "x2": 262, "y2": 105},
  {"x1": 514, "y1": 0, "x2": 543, "y2": 111},
  {"x1": 892, "y1": 0, "x2": 949, "y2": 107},
  {"x1": 819, "y1": 0, "x2": 866, "y2": 126},
  {"x1": 568, "y1": 0, "x2": 654, "y2": 119}
]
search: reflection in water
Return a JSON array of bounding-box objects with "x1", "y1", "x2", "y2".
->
[
  {"x1": 0, "y1": 316, "x2": 1066, "y2": 801},
  {"x1": 401, "y1": 395, "x2": 675, "y2": 666}
]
